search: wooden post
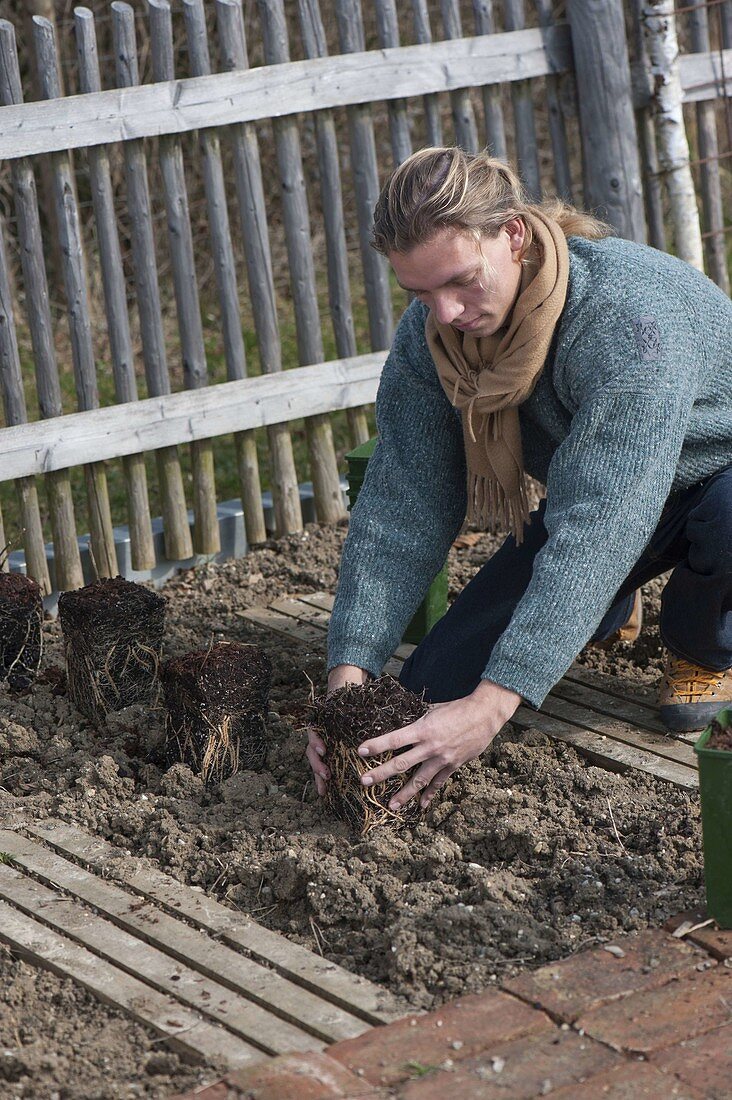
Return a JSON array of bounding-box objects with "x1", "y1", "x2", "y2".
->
[
  {"x1": 147, "y1": 0, "x2": 220, "y2": 556},
  {"x1": 110, "y1": 1, "x2": 193, "y2": 563},
  {"x1": 374, "y1": 0, "x2": 412, "y2": 166},
  {"x1": 630, "y1": 0, "x2": 666, "y2": 250},
  {"x1": 411, "y1": 1, "x2": 443, "y2": 147},
  {"x1": 565, "y1": 0, "x2": 646, "y2": 242},
  {"x1": 33, "y1": 15, "x2": 118, "y2": 580},
  {"x1": 215, "y1": 0, "x2": 303, "y2": 537},
  {"x1": 74, "y1": 8, "x2": 156, "y2": 572},
  {"x1": 472, "y1": 1, "x2": 508, "y2": 161},
  {"x1": 688, "y1": 2, "x2": 729, "y2": 291},
  {"x1": 439, "y1": 1, "x2": 480, "y2": 152},
  {"x1": 534, "y1": 0, "x2": 573, "y2": 201},
  {"x1": 181, "y1": 0, "x2": 267, "y2": 544},
  {"x1": 297, "y1": 0, "x2": 370, "y2": 448},
  {"x1": 334, "y1": 0, "x2": 394, "y2": 353},
  {"x1": 640, "y1": 1, "x2": 704, "y2": 270},
  {"x1": 0, "y1": 19, "x2": 83, "y2": 593},
  {"x1": 502, "y1": 0, "x2": 542, "y2": 199},
  {"x1": 0, "y1": 226, "x2": 51, "y2": 593},
  {"x1": 257, "y1": 0, "x2": 346, "y2": 525}
]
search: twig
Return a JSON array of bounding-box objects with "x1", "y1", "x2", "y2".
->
[{"x1": 607, "y1": 797, "x2": 627, "y2": 853}]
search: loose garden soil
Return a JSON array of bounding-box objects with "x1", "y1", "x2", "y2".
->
[{"x1": 0, "y1": 520, "x2": 705, "y2": 1098}]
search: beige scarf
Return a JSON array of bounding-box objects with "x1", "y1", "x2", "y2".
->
[{"x1": 426, "y1": 210, "x2": 569, "y2": 544}]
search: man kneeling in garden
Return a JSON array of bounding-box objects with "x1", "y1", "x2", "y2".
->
[{"x1": 306, "y1": 146, "x2": 732, "y2": 811}]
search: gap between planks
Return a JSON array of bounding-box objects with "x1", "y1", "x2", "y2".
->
[{"x1": 239, "y1": 593, "x2": 699, "y2": 789}]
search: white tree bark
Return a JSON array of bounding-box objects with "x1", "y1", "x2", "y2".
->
[{"x1": 641, "y1": 0, "x2": 704, "y2": 270}]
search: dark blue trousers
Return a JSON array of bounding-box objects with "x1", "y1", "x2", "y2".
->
[{"x1": 400, "y1": 464, "x2": 732, "y2": 703}]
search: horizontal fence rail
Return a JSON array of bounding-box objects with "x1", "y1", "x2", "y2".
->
[
  {"x1": 0, "y1": 26, "x2": 573, "y2": 159},
  {"x1": 0, "y1": 354, "x2": 384, "y2": 482}
]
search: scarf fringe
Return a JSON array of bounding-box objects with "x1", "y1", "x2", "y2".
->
[{"x1": 469, "y1": 472, "x2": 531, "y2": 546}]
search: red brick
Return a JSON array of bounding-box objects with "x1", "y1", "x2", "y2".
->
[
  {"x1": 503, "y1": 930, "x2": 707, "y2": 1023},
  {"x1": 547, "y1": 1061, "x2": 706, "y2": 1098},
  {"x1": 328, "y1": 990, "x2": 549, "y2": 1087},
  {"x1": 664, "y1": 910, "x2": 708, "y2": 934},
  {"x1": 577, "y1": 966, "x2": 732, "y2": 1055},
  {"x1": 664, "y1": 910, "x2": 732, "y2": 960},
  {"x1": 394, "y1": 1029, "x2": 619, "y2": 1100},
  {"x1": 218, "y1": 1052, "x2": 380, "y2": 1098},
  {"x1": 652, "y1": 1023, "x2": 732, "y2": 1097}
]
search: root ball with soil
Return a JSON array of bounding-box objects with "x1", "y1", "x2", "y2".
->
[
  {"x1": 58, "y1": 577, "x2": 166, "y2": 720},
  {"x1": 315, "y1": 676, "x2": 429, "y2": 834},
  {"x1": 162, "y1": 641, "x2": 272, "y2": 784},
  {"x1": 0, "y1": 573, "x2": 43, "y2": 691}
]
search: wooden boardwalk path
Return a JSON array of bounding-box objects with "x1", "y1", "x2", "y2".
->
[
  {"x1": 0, "y1": 818, "x2": 403, "y2": 1071},
  {"x1": 240, "y1": 592, "x2": 699, "y2": 791}
]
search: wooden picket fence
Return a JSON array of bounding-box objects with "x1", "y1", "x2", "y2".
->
[{"x1": 0, "y1": 0, "x2": 730, "y2": 595}]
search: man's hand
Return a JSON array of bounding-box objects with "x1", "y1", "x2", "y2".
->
[
  {"x1": 305, "y1": 664, "x2": 369, "y2": 796},
  {"x1": 358, "y1": 680, "x2": 521, "y2": 810}
]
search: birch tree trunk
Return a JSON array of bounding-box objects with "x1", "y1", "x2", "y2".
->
[{"x1": 641, "y1": 0, "x2": 704, "y2": 270}]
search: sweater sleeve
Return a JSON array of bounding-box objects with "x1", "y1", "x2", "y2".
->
[
  {"x1": 327, "y1": 301, "x2": 467, "y2": 676},
  {"x1": 482, "y1": 312, "x2": 697, "y2": 707}
]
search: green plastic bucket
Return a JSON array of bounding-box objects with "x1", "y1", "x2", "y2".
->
[
  {"x1": 345, "y1": 438, "x2": 448, "y2": 646},
  {"x1": 694, "y1": 706, "x2": 732, "y2": 929}
]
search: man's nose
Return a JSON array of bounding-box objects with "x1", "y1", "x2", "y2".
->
[{"x1": 432, "y1": 291, "x2": 463, "y2": 325}]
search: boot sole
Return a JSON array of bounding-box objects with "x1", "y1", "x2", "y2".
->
[{"x1": 659, "y1": 700, "x2": 728, "y2": 734}]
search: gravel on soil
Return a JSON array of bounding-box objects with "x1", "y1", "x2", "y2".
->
[{"x1": 0, "y1": 520, "x2": 704, "y2": 1098}]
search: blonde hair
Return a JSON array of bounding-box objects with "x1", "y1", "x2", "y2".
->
[{"x1": 371, "y1": 146, "x2": 612, "y2": 256}]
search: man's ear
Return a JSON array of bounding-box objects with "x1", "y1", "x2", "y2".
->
[{"x1": 505, "y1": 217, "x2": 526, "y2": 254}]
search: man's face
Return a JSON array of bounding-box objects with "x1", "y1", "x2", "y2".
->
[{"x1": 389, "y1": 221, "x2": 526, "y2": 338}]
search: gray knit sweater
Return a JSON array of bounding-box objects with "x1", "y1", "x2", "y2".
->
[{"x1": 327, "y1": 236, "x2": 732, "y2": 706}]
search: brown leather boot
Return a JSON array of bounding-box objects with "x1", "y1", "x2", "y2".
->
[
  {"x1": 592, "y1": 590, "x2": 643, "y2": 649},
  {"x1": 659, "y1": 654, "x2": 732, "y2": 733}
]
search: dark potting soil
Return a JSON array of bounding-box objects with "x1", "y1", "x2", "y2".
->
[
  {"x1": 162, "y1": 641, "x2": 272, "y2": 782},
  {"x1": 707, "y1": 716, "x2": 732, "y2": 751},
  {"x1": 315, "y1": 676, "x2": 429, "y2": 833},
  {"x1": 0, "y1": 523, "x2": 705, "y2": 1097},
  {"x1": 0, "y1": 573, "x2": 43, "y2": 692},
  {"x1": 58, "y1": 576, "x2": 166, "y2": 720}
]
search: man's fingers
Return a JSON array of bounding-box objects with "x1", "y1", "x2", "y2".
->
[
  {"x1": 388, "y1": 760, "x2": 445, "y2": 811},
  {"x1": 360, "y1": 745, "x2": 429, "y2": 787},
  {"x1": 358, "y1": 715, "x2": 430, "y2": 760},
  {"x1": 307, "y1": 728, "x2": 327, "y2": 756},
  {"x1": 420, "y1": 766, "x2": 454, "y2": 807}
]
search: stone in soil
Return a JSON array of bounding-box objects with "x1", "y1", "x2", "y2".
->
[
  {"x1": 315, "y1": 676, "x2": 428, "y2": 834},
  {"x1": 162, "y1": 640, "x2": 272, "y2": 783},
  {"x1": 58, "y1": 576, "x2": 165, "y2": 720}
]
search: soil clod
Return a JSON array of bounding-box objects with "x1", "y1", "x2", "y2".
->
[
  {"x1": 162, "y1": 641, "x2": 272, "y2": 783},
  {"x1": 58, "y1": 577, "x2": 166, "y2": 720},
  {"x1": 0, "y1": 573, "x2": 43, "y2": 691},
  {"x1": 315, "y1": 676, "x2": 429, "y2": 834}
]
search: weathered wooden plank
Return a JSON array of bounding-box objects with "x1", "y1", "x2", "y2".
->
[
  {"x1": 565, "y1": 0, "x2": 646, "y2": 242},
  {"x1": 0, "y1": 898, "x2": 259, "y2": 1068},
  {"x1": 26, "y1": 819, "x2": 405, "y2": 1024},
  {"x1": 269, "y1": 596, "x2": 331, "y2": 629},
  {"x1": 630, "y1": 0, "x2": 667, "y2": 250},
  {"x1": 0, "y1": 853, "x2": 328, "y2": 1054},
  {"x1": 149, "y1": 0, "x2": 219, "y2": 557},
  {"x1": 551, "y1": 676, "x2": 668, "y2": 735},
  {"x1": 472, "y1": 0, "x2": 507, "y2": 160},
  {"x1": 411, "y1": 0, "x2": 443, "y2": 146},
  {"x1": 182, "y1": 0, "x2": 266, "y2": 546},
  {"x1": 297, "y1": 591, "x2": 336, "y2": 612},
  {"x1": 75, "y1": 7, "x2": 155, "y2": 573},
  {"x1": 216, "y1": 0, "x2": 302, "y2": 539},
  {"x1": 297, "y1": 0, "x2": 369, "y2": 449},
  {"x1": 440, "y1": 0, "x2": 479, "y2": 152},
  {"x1": 239, "y1": 606, "x2": 327, "y2": 646},
  {"x1": 511, "y1": 705, "x2": 697, "y2": 788},
  {"x1": 111, "y1": 2, "x2": 194, "y2": 564},
  {"x1": 503, "y1": 0, "x2": 541, "y2": 199},
  {"x1": 540, "y1": 692, "x2": 697, "y2": 770},
  {"x1": 535, "y1": 0, "x2": 573, "y2": 201},
  {"x1": 33, "y1": 14, "x2": 117, "y2": 579},
  {"x1": 0, "y1": 354, "x2": 383, "y2": 483},
  {"x1": 335, "y1": 0, "x2": 394, "y2": 353},
  {"x1": 375, "y1": 0, "x2": 412, "y2": 165},
  {"x1": 0, "y1": 26, "x2": 573, "y2": 161}
]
